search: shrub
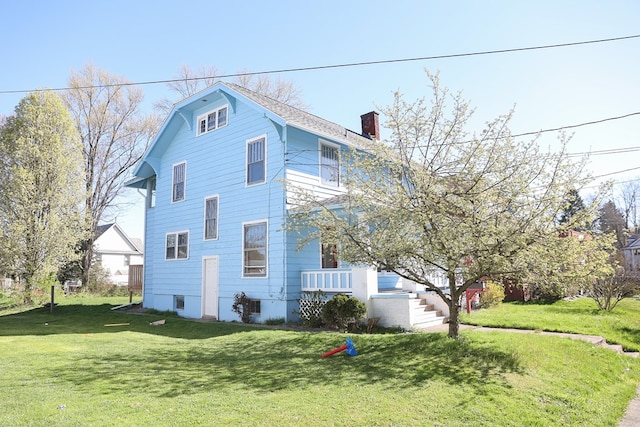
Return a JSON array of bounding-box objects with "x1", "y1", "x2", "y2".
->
[
  {"x1": 590, "y1": 271, "x2": 640, "y2": 311},
  {"x1": 86, "y1": 264, "x2": 115, "y2": 294},
  {"x1": 479, "y1": 281, "x2": 505, "y2": 308},
  {"x1": 321, "y1": 294, "x2": 366, "y2": 331},
  {"x1": 231, "y1": 292, "x2": 252, "y2": 323},
  {"x1": 264, "y1": 317, "x2": 285, "y2": 325}
]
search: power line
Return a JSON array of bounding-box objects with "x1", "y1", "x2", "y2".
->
[
  {"x1": 568, "y1": 146, "x2": 640, "y2": 158},
  {"x1": 593, "y1": 166, "x2": 640, "y2": 180},
  {"x1": 513, "y1": 111, "x2": 640, "y2": 141},
  {"x1": 1, "y1": 34, "x2": 638, "y2": 95}
]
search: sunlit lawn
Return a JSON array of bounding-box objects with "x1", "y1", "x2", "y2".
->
[
  {"x1": 1, "y1": 294, "x2": 639, "y2": 426},
  {"x1": 461, "y1": 297, "x2": 640, "y2": 352}
]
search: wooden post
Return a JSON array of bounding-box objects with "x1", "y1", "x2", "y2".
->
[
  {"x1": 50, "y1": 285, "x2": 55, "y2": 313},
  {"x1": 129, "y1": 291, "x2": 133, "y2": 304}
]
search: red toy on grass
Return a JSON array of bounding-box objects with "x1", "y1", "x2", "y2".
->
[{"x1": 322, "y1": 337, "x2": 357, "y2": 358}]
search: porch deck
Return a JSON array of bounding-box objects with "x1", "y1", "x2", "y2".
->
[{"x1": 300, "y1": 268, "x2": 449, "y2": 330}]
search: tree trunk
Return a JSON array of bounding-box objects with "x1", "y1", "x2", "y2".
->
[
  {"x1": 80, "y1": 238, "x2": 94, "y2": 288},
  {"x1": 446, "y1": 271, "x2": 461, "y2": 339},
  {"x1": 448, "y1": 298, "x2": 460, "y2": 339}
]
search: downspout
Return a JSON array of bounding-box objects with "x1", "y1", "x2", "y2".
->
[
  {"x1": 136, "y1": 187, "x2": 148, "y2": 306},
  {"x1": 282, "y1": 126, "x2": 289, "y2": 319}
]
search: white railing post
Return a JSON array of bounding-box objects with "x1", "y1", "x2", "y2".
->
[{"x1": 351, "y1": 267, "x2": 377, "y2": 312}]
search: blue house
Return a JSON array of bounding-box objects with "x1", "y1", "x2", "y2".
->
[{"x1": 126, "y1": 82, "x2": 448, "y2": 328}]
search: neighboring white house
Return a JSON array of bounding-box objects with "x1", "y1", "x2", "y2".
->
[{"x1": 94, "y1": 223, "x2": 144, "y2": 286}]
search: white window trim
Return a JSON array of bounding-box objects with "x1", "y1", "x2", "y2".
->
[
  {"x1": 196, "y1": 104, "x2": 229, "y2": 136},
  {"x1": 242, "y1": 219, "x2": 268, "y2": 278},
  {"x1": 246, "y1": 134, "x2": 267, "y2": 187},
  {"x1": 171, "y1": 161, "x2": 187, "y2": 203},
  {"x1": 165, "y1": 230, "x2": 190, "y2": 261},
  {"x1": 203, "y1": 194, "x2": 219, "y2": 241},
  {"x1": 318, "y1": 139, "x2": 340, "y2": 187}
]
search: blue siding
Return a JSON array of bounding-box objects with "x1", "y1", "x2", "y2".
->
[
  {"x1": 144, "y1": 95, "x2": 290, "y2": 321},
  {"x1": 138, "y1": 84, "x2": 358, "y2": 323}
]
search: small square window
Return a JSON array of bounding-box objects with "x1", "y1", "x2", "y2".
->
[
  {"x1": 175, "y1": 295, "x2": 185, "y2": 311},
  {"x1": 249, "y1": 299, "x2": 261, "y2": 315}
]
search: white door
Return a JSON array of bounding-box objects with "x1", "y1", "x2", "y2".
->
[{"x1": 202, "y1": 256, "x2": 219, "y2": 319}]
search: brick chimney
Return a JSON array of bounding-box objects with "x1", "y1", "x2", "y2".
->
[{"x1": 360, "y1": 111, "x2": 380, "y2": 140}]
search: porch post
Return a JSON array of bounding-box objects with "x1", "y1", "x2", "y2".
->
[{"x1": 351, "y1": 267, "x2": 378, "y2": 312}]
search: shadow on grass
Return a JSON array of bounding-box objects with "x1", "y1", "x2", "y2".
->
[
  {"x1": 1, "y1": 302, "x2": 524, "y2": 398},
  {"x1": 617, "y1": 326, "x2": 640, "y2": 351},
  {"x1": 47, "y1": 331, "x2": 523, "y2": 398}
]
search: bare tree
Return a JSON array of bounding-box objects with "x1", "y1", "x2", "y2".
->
[
  {"x1": 153, "y1": 64, "x2": 219, "y2": 114},
  {"x1": 62, "y1": 64, "x2": 160, "y2": 287},
  {"x1": 618, "y1": 180, "x2": 640, "y2": 234},
  {"x1": 234, "y1": 71, "x2": 308, "y2": 110},
  {"x1": 155, "y1": 65, "x2": 308, "y2": 115}
]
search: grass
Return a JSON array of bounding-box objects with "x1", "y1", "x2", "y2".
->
[
  {"x1": 461, "y1": 297, "x2": 640, "y2": 352},
  {"x1": 1, "y1": 294, "x2": 640, "y2": 426}
]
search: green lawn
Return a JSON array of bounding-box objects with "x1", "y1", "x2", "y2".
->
[
  {"x1": 1, "y1": 294, "x2": 639, "y2": 426},
  {"x1": 461, "y1": 297, "x2": 640, "y2": 352}
]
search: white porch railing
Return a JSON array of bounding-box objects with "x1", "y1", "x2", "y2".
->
[{"x1": 301, "y1": 269, "x2": 353, "y2": 293}]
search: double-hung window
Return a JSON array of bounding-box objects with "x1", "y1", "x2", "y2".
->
[
  {"x1": 321, "y1": 242, "x2": 338, "y2": 269},
  {"x1": 172, "y1": 162, "x2": 186, "y2": 202},
  {"x1": 197, "y1": 105, "x2": 228, "y2": 136},
  {"x1": 204, "y1": 196, "x2": 219, "y2": 240},
  {"x1": 246, "y1": 136, "x2": 266, "y2": 185},
  {"x1": 320, "y1": 142, "x2": 340, "y2": 186},
  {"x1": 243, "y1": 221, "x2": 267, "y2": 277},
  {"x1": 166, "y1": 231, "x2": 189, "y2": 260}
]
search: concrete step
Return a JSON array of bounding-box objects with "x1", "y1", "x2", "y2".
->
[
  {"x1": 413, "y1": 316, "x2": 448, "y2": 329},
  {"x1": 409, "y1": 299, "x2": 433, "y2": 308},
  {"x1": 413, "y1": 310, "x2": 444, "y2": 321}
]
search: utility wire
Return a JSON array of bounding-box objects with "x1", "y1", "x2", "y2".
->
[
  {"x1": 512, "y1": 111, "x2": 640, "y2": 141},
  {"x1": 0, "y1": 34, "x2": 638, "y2": 95},
  {"x1": 569, "y1": 146, "x2": 640, "y2": 158}
]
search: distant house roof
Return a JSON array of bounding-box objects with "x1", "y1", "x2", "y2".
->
[
  {"x1": 94, "y1": 223, "x2": 143, "y2": 255},
  {"x1": 95, "y1": 223, "x2": 113, "y2": 240},
  {"x1": 623, "y1": 235, "x2": 640, "y2": 250},
  {"x1": 130, "y1": 237, "x2": 144, "y2": 253}
]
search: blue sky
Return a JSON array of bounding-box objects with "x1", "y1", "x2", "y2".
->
[{"x1": 1, "y1": 0, "x2": 639, "y2": 238}]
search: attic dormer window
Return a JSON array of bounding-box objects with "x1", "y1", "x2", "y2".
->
[{"x1": 197, "y1": 105, "x2": 228, "y2": 136}]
